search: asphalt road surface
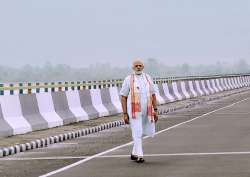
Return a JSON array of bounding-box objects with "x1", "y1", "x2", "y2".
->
[{"x1": 1, "y1": 90, "x2": 250, "y2": 177}]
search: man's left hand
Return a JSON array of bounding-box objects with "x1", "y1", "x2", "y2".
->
[{"x1": 153, "y1": 112, "x2": 158, "y2": 123}]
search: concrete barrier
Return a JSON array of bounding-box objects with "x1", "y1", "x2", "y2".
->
[
  {"x1": 0, "y1": 95, "x2": 32, "y2": 135},
  {"x1": 36, "y1": 92, "x2": 63, "y2": 128},
  {"x1": 195, "y1": 80, "x2": 205, "y2": 96},
  {"x1": 66, "y1": 90, "x2": 89, "y2": 122},
  {"x1": 162, "y1": 83, "x2": 176, "y2": 102},
  {"x1": 215, "y1": 79, "x2": 224, "y2": 92},
  {"x1": 231, "y1": 77, "x2": 237, "y2": 89},
  {"x1": 51, "y1": 91, "x2": 77, "y2": 125},
  {"x1": 90, "y1": 89, "x2": 109, "y2": 117},
  {"x1": 154, "y1": 84, "x2": 166, "y2": 104},
  {"x1": 174, "y1": 81, "x2": 187, "y2": 99},
  {"x1": 220, "y1": 78, "x2": 227, "y2": 90},
  {"x1": 78, "y1": 90, "x2": 99, "y2": 119},
  {"x1": 210, "y1": 79, "x2": 219, "y2": 93},
  {"x1": 231, "y1": 77, "x2": 238, "y2": 89},
  {"x1": 109, "y1": 87, "x2": 122, "y2": 113},
  {"x1": 234, "y1": 77, "x2": 240, "y2": 88},
  {"x1": 229, "y1": 77, "x2": 236, "y2": 89},
  {"x1": 180, "y1": 81, "x2": 191, "y2": 99},
  {"x1": 0, "y1": 103, "x2": 13, "y2": 136},
  {"x1": 188, "y1": 81, "x2": 198, "y2": 98},
  {"x1": 227, "y1": 78, "x2": 234, "y2": 90},
  {"x1": 239, "y1": 76, "x2": 244, "y2": 87},
  {"x1": 19, "y1": 94, "x2": 48, "y2": 131},
  {"x1": 222, "y1": 78, "x2": 230, "y2": 90},
  {"x1": 172, "y1": 82, "x2": 183, "y2": 100},
  {"x1": 200, "y1": 80, "x2": 210, "y2": 95},
  {"x1": 245, "y1": 76, "x2": 250, "y2": 86},
  {"x1": 242, "y1": 76, "x2": 247, "y2": 86},
  {"x1": 205, "y1": 80, "x2": 215, "y2": 94},
  {"x1": 100, "y1": 88, "x2": 119, "y2": 115},
  {"x1": 240, "y1": 77, "x2": 245, "y2": 87},
  {"x1": 245, "y1": 76, "x2": 249, "y2": 86}
]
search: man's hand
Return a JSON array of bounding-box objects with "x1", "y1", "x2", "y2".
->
[
  {"x1": 123, "y1": 113, "x2": 129, "y2": 124},
  {"x1": 153, "y1": 111, "x2": 158, "y2": 123}
]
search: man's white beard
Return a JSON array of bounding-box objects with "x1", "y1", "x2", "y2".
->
[{"x1": 135, "y1": 71, "x2": 142, "y2": 75}]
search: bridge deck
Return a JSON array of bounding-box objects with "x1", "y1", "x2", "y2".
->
[{"x1": 42, "y1": 93, "x2": 250, "y2": 177}]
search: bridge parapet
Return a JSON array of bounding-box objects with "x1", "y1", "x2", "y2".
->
[
  {"x1": 0, "y1": 74, "x2": 250, "y2": 137},
  {"x1": 0, "y1": 73, "x2": 249, "y2": 95}
]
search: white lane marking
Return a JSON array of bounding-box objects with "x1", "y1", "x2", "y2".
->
[
  {"x1": 56, "y1": 143, "x2": 78, "y2": 145},
  {"x1": 0, "y1": 156, "x2": 89, "y2": 161},
  {"x1": 4, "y1": 151, "x2": 250, "y2": 161},
  {"x1": 40, "y1": 97, "x2": 250, "y2": 177},
  {"x1": 100, "y1": 151, "x2": 250, "y2": 157}
]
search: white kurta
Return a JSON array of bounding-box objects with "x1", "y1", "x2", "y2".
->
[{"x1": 120, "y1": 73, "x2": 156, "y2": 156}]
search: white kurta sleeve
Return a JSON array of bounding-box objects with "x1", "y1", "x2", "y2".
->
[{"x1": 120, "y1": 76, "x2": 130, "y2": 97}]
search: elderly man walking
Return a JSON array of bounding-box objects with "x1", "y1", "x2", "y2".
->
[{"x1": 120, "y1": 59, "x2": 158, "y2": 163}]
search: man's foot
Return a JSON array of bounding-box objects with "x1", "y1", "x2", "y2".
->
[
  {"x1": 130, "y1": 154, "x2": 138, "y2": 160},
  {"x1": 136, "y1": 157, "x2": 145, "y2": 163}
]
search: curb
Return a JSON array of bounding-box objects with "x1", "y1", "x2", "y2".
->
[{"x1": 0, "y1": 120, "x2": 125, "y2": 158}]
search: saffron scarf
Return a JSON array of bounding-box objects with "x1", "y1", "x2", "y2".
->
[{"x1": 130, "y1": 73, "x2": 154, "y2": 122}]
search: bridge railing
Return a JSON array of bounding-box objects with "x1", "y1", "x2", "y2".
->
[{"x1": 0, "y1": 73, "x2": 249, "y2": 95}]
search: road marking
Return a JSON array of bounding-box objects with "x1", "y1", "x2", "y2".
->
[
  {"x1": 0, "y1": 156, "x2": 89, "y2": 161},
  {"x1": 40, "y1": 96, "x2": 250, "y2": 177},
  {"x1": 57, "y1": 143, "x2": 79, "y2": 145},
  {"x1": 4, "y1": 151, "x2": 250, "y2": 161},
  {"x1": 99, "y1": 151, "x2": 250, "y2": 157}
]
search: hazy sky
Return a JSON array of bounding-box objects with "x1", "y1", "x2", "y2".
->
[{"x1": 0, "y1": 0, "x2": 249, "y2": 67}]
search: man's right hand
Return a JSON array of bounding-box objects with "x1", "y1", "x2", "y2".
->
[{"x1": 123, "y1": 113, "x2": 129, "y2": 124}]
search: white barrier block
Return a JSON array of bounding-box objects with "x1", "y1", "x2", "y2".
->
[
  {"x1": 232, "y1": 77, "x2": 237, "y2": 88},
  {"x1": 154, "y1": 84, "x2": 165, "y2": 104},
  {"x1": 0, "y1": 95, "x2": 32, "y2": 135},
  {"x1": 229, "y1": 77, "x2": 235, "y2": 89},
  {"x1": 109, "y1": 87, "x2": 122, "y2": 113},
  {"x1": 222, "y1": 78, "x2": 230, "y2": 90},
  {"x1": 180, "y1": 81, "x2": 190, "y2": 99},
  {"x1": 238, "y1": 77, "x2": 243, "y2": 87},
  {"x1": 195, "y1": 80, "x2": 204, "y2": 96},
  {"x1": 188, "y1": 81, "x2": 198, "y2": 97},
  {"x1": 211, "y1": 79, "x2": 219, "y2": 92},
  {"x1": 172, "y1": 82, "x2": 182, "y2": 100},
  {"x1": 207, "y1": 80, "x2": 216, "y2": 94},
  {"x1": 36, "y1": 93, "x2": 63, "y2": 128},
  {"x1": 162, "y1": 83, "x2": 175, "y2": 102},
  {"x1": 90, "y1": 89, "x2": 109, "y2": 117},
  {"x1": 201, "y1": 80, "x2": 210, "y2": 95},
  {"x1": 215, "y1": 79, "x2": 223, "y2": 92},
  {"x1": 66, "y1": 90, "x2": 89, "y2": 121}
]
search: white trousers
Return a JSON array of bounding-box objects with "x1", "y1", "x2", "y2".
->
[
  {"x1": 130, "y1": 115, "x2": 155, "y2": 157},
  {"x1": 131, "y1": 120, "x2": 144, "y2": 156}
]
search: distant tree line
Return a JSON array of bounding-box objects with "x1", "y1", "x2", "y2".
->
[{"x1": 0, "y1": 58, "x2": 250, "y2": 83}]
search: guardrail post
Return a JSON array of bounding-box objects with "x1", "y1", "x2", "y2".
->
[
  {"x1": 36, "y1": 83, "x2": 40, "y2": 93},
  {"x1": 51, "y1": 82, "x2": 55, "y2": 92},
  {"x1": 10, "y1": 83, "x2": 14, "y2": 95},
  {"x1": 0, "y1": 84, "x2": 3, "y2": 95},
  {"x1": 19, "y1": 83, "x2": 23, "y2": 94},
  {"x1": 44, "y1": 83, "x2": 48, "y2": 92}
]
